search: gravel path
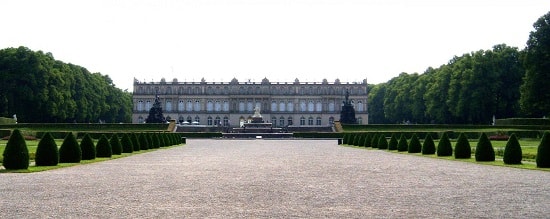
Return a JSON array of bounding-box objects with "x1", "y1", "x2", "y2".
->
[{"x1": 1, "y1": 139, "x2": 549, "y2": 218}]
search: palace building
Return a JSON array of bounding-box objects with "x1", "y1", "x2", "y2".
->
[{"x1": 132, "y1": 77, "x2": 368, "y2": 127}]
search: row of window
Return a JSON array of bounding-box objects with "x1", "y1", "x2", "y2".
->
[
  {"x1": 135, "y1": 86, "x2": 366, "y2": 96},
  {"x1": 136, "y1": 115, "x2": 364, "y2": 126},
  {"x1": 136, "y1": 100, "x2": 365, "y2": 112}
]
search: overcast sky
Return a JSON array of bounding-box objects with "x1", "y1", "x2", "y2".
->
[{"x1": 1, "y1": 0, "x2": 549, "y2": 91}]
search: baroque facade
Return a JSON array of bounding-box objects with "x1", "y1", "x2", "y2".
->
[{"x1": 132, "y1": 77, "x2": 368, "y2": 127}]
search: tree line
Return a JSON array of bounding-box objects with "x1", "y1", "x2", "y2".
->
[
  {"x1": 368, "y1": 11, "x2": 550, "y2": 124},
  {"x1": 0, "y1": 46, "x2": 132, "y2": 123}
]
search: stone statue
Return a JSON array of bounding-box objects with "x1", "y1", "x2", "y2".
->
[{"x1": 253, "y1": 106, "x2": 262, "y2": 118}]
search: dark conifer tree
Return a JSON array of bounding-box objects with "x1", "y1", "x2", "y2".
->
[
  {"x1": 397, "y1": 134, "x2": 408, "y2": 152},
  {"x1": 80, "y1": 133, "x2": 96, "y2": 160},
  {"x1": 536, "y1": 131, "x2": 550, "y2": 168},
  {"x1": 2, "y1": 129, "x2": 29, "y2": 169},
  {"x1": 96, "y1": 134, "x2": 112, "y2": 158},
  {"x1": 388, "y1": 133, "x2": 398, "y2": 150},
  {"x1": 503, "y1": 133, "x2": 522, "y2": 164},
  {"x1": 408, "y1": 133, "x2": 422, "y2": 153},
  {"x1": 475, "y1": 133, "x2": 495, "y2": 161},
  {"x1": 454, "y1": 133, "x2": 472, "y2": 159},
  {"x1": 121, "y1": 133, "x2": 134, "y2": 153},
  {"x1": 422, "y1": 134, "x2": 436, "y2": 155},
  {"x1": 35, "y1": 132, "x2": 59, "y2": 166},
  {"x1": 59, "y1": 132, "x2": 81, "y2": 163},
  {"x1": 110, "y1": 134, "x2": 123, "y2": 155},
  {"x1": 437, "y1": 132, "x2": 453, "y2": 156}
]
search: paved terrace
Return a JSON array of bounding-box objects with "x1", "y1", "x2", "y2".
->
[{"x1": 1, "y1": 139, "x2": 549, "y2": 218}]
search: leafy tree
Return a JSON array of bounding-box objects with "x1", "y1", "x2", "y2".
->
[
  {"x1": 80, "y1": 133, "x2": 96, "y2": 160},
  {"x1": 454, "y1": 133, "x2": 471, "y2": 159},
  {"x1": 503, "y1": 133, "x2": 522, "y2": 164},
  {"x1": 96, "y1": 134, "x2": 112, "y2": 158},
  {"x1": 408, "y1": 133, "x2": 422, "y2": 153},
  {"x1": 59, "y1": 132, "x2": 81, "y2": 163},
  {"x1": 437, "y1": 132, "x2": 453, "y2": 156},
  {"x1": 475, "y1": 133, "x2": 495, "y2": 161},
  {"x1": 422, "y1": 134, "x2": 436, "y2": 155},
  {"x1": 388, "y1": 133, "x2": 398, "y2": 150},
  {"x1": 109, "y1": 134, "x2": 123, "y2": 155},
  {"x1": 35, "y1": 132, "x2": 59, "y2": 166},
  {"x1": 536, "y1": 131, "x2": 550, "y2": 168},
  {"x1": 520, "y1": 12, "x2": 550, "y2": 117},
  {"x1": 378, "y1": 135, "x2": 388, "y2": 149},
  {"x1": 397, "y1": 134, "x2": 408, "y2": 152},
  {"x1": 367, "y1": 84, "x2": 389, "y2": 124},
  {"x1": 2, "y1": 129, "x2": 29, "y2": 169},
  {"x1": 121, "y1": 133, "x2": 134, "y2": 153}
]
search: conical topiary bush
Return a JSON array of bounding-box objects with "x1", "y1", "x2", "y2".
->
[
  {"x1": 371, "y1": 134, "x2": 379, "y2": 149},
  {"x1": 408, "y1": 134, "x2": 422, "y2": 153},
  {"x1": 475, "y1": 133, "x2": 495, "y2": 161},
  {"x1": 363, "y1": 133, "x2": 372, "y2": 148},
  {"x1": 132, "y1": 133, "x2": 141, "y2": 151},
  {"x1": 2, "y1": 129, "x2": 29, "y2": 170},
  {"x1": 422, "y1": 134, "x2": 436, "y2": 155},
  {"x1": 352, "y1": 133, "x2": 361, "y2": 146},
  {"x1": 454, "y1": 133, "x2": 471, "y2": 159},
  {"x1": 96, "y1": 134, "x2": 112, "y2": 158},
  {"x1": 59, "y1": 132, "x2": 81, "y2": 163},
  {"x1": 80, "y1": 133, "x2": 96, "y2": 160},
  {"x1": 503, "y1": 133, "x2": 522, "y2": 164},
  {"x1": 536, "y1": 131, "x2": 550, "y2": 168},
  {"x1": 121, "y1": 133, "x2": 134, "y2": 153},
  {"x1": 139, "y1": 133, "x2": 150, "y2": 150},
  {"x1": 388, "y1": 133, "x2": 398, "y2": 150},
  {"x1": 397, "y1": 134, "x2": 408, "y2": 152},
  {"x1": 35, "y1": 132, "x2": 59, "y2": 166},
  {"x1": 109, "y1": 134, "x2": 123, "y2": 155},
  {"x1": 378, "y1": 135, "x2": 388, "y2": 149},
  {"x1": 437, "y1": 132, "x2": 453, "y2": 156}
]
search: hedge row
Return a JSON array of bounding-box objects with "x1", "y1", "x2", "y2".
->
[
  {"x1": 341, "y1": 131, "x2": 550, "y2": 168},
  {"x1": 0, "y1": 123, "x2": 168, "y2": 131},
  {"x1": 495, "y1": 118, "x2": 550, "y2": 126},
  {"x1": 342, "y1": 124, "x2": 550, "y2": 132},
  {"x1": 341, "y1": 131, "x2": 544, "y2": 140}
]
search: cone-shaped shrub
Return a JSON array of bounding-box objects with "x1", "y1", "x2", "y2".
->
[
  {"x1": 536, "y1": 131, "x2": 550, "y2": 168},
  {"x1": 363, "y1": 133, "x2": 372, "y2": 147},
  {"x1": 388, "y1": 133, "x2": 398, "y2": 150},
  {"x1": 351, "y1": 133, "x2": 360, "y2": 146},
  {"x1": 2, "y1": 129, "x2": 29, "y2": 169},
  {"x1": 151, "y1": 133, "x2": 160, "y2": 149},
  {"x1": 342, "y1": 133, "x2": 349, "y2": 145},
  {"x1": 59, "y1": 132, "x2": 81, "y2": 163},
  {"x1": 503, "y1": 133, "x2": 522, "y2": 164},
  {"x1": 437, "y1": 132, "x2": 453, "y2": 156},
  {"x1": 475, "y1": 133, "x2": 495, "y2": 161},
  {"x1": 378, "y1": 135, "x2": 388, "y2": 149},
  {"x1": 160, "y1": 133, "x2": 168, "y2": 147},
  {"x1": 408, "y1": 134, "x2": 422, "y2": 153},
  {"x1": 80, "y1": 133, "x2": 96, "y2": 160},
  {"x1": 96, "y1": 134, "x2": 112, "y2": 158},
  {"x1": 121, "y1": 133, "x2": 134, "y2": 153},
  {"x1": 35, "y1": 132, "x2": 59, "y2": 166},
  {"x1": 110, "y1": 134, "x2": 123, "y2": 155},
  {"x1": 132, "y1": 133, "x2": 141, "y2": 151},
  {"x1": 148, "y1": 133, "x2": 157, "y2": 149},
  {"x1": 139, "y1": 133, "x2": 150, "y2": 150},
  {"x1": 422, "y1": 134, "x2": 436, "y2": 155},
  {"x1": 397, "y1": 134, "x2": 408, "y2": 152},
  {"x1": 454, "y1": 133, "x2": 471, "y2": 159},
  {"x1": 371, "y1": 134, "x2": 379, "y2": 148}
]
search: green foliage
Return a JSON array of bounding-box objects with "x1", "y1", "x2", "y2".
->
[
  {"x1": 422, "y1": 134, "x2": 436, "y2": 155},
  {"x1": 150, "y1": 133, "x2": 160, "y2": 149},
  {"x1": 363, "y1": 133, "x2": 372, "y2": 147},
  {"x1": 80, "y1": 133, "x2": 96, "y2": 160},
  {"x1": 454, "y1": 133, "x2": 471, "y2": 159},
  {"x1": 388, "y1": 133, "x2": 398, "y2": 150},
  {"x1": 503, "y1": 133, "x2": 522, "y2": 164},
  {"x1": 370, "y1": 134, "x2": 379, "y2": 148},
  {"x1": 132, "y1": 133, "x2": 141, "y2": 151},
  {"x1": 397, "y1": 134, "x2": 408, "y2": 152},
  {"x1": 378, "y1": 135, "x2": 388, "y2": 149},
  {"x1": 408, "y1": 133, "x2": 422, "y2": 153},
  {"x1": 35, "y1": 132, "x2": 59, "y2": 166},
  {"x1": 354, "y1": 133, "x2": 363, "y2": 146},
  {"x1": 536, "y1": 131, "x2": 550, "y2": 168},
  {"x1": 109, "y1": 134, "x2": 123, "y2": 155},
  {"x1": 121, "y1": 133, "x2": 134, "y2": 153},
  {"x1": 139, "y1": 133, "x2": 150, "y2": 150},
  {"x1": 96, "y1": 134, "x2": 112, "y2": 158},
  {"x1": 146, "y1": 95, "x2": 166, "y2": 123},
  {"x1": 437, "y1": 132, "x2": 453, "y2": 156},
  {"x1": 475, "y1": 133, "x2": 495, "y2": 161},
  {"x1": 59, "y1": 132, "x2": 81, "y2": 163},
  {"x1": 2, "y1": 129, "x2": 29, "y2": 169}
]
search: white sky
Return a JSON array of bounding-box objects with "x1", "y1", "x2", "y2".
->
[{"x1": 1, "y1": 0, "x2": 549, "y2": 91}]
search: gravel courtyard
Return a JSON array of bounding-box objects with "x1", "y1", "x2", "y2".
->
[{"x1": 1, "y1": 139, "x2": 549, "y2": 218}]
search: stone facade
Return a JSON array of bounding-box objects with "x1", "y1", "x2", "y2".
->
[{"x1": 132, "y1": 77, "x2": 368, "y2": 127}]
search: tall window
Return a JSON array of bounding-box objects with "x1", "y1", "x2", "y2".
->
[
  {"x1": 300, "y1": 101, "x2": 306, "y2": 112},
  {"x1": 166, "y1": 100, "x2": 172, "y2": 112},
  {"x1": 178, "y1": 101, "x2": 184, "y2": 112},
  {"x1": 329, "y1": 102, "x2": 335, "y2": 112},
  {"x1": 215, "y1": 101, "x2": 221, "y2": 112},
  {"x1": 308, "y1": 117, "x2": 314, "y2": 125},
  {"x1": 271, "y1": 101, "x2": 277, "y2": 112},
  {"x1": 137, "y1": 100, "x2": 144, "y2": 111},
  {"x1": 207, "y1": 101, "x2": 213, "y2": 112},
  {"x1": 279, "y1": 116, "x2": 285, "y2": 127},
  {"x1": 358, "y1": 117, "x2": 363, "y2": 124},
  {"x1": 214, "y1": 116, "x2": 221, "y2": 126},
  {"x1": 145, "y1": 101, "x2": 151, "y2": 111},
  {"x1": 288, "y1": 117, "x2": 293, "y2": 126},
  {"x1": 239, "y1": 101, "x2": 245, "y2": 112},
  {"x1": 138, "y1": 116, "x2": 144, "y2": 123},
  {"x1": 223, "y1": 101, "x2": 229, "y2": 112},
  {"x1": 279, "y1": 102, "x2": 285, "y2": 112},
  {"x1": 316, "y1": 101, "x2": 322, "y2": 112},
  {"x1": 287, "y1": 102, "x2": 294, "y2": 112},
  {"x1": 247, "y1": 101, "x2": 253, "y2": 112},
  {"x1": 329, "y1": 117, "x2": 334, "y2": 124},
  {"x1": 357, "y1": 101, "x2": 364, "y2": 112},
  {"x1": 223, "y1": 117, "x2": 229, "y2": 126},
  {"x1": 316, "y1": 117, "x2": 322, "y2": 126},
  {"x1": 207, "y1": 116, "x2": 213, "y2": 126},
  {"x1": 186, "y1": 100, "x2": 193, "y2": 111},
  {"x1": 300, "y1": 117, "x2": 306, "y2": 126},
  {"x1": 271, "y1": 117, "x2": 277, "y2": 127},
  {"x1": 194, "y1": 116, "x2": 200, "y2": 123},
  {"x1": 308, "y1": 101, "x2": 314, "y2": 112},
  {"x1": 194, "y1": 101, "x2": 201, "y2": 111}
]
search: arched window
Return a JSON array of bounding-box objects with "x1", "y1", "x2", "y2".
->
[
  {"x1": 300, "y1": 101, "x2": 306, "y2": 112},
  {"x1": 279, "y1": 116, "x2": 285, "y2": 127},
  {"x1": 207, "y1": 101, "x2": 213, "y2": 112},
  {"x1": 288, "y1": 117, "x2": 293, "y2": 126},
  {"x1": 178, "y1": 116, "x2": 184, "y2": 123},
  {"x1": 194, "y1": 87, "x2": 201, "y2": 94},
  {"x1": 315, "y1": 101, "x2": 322, "y2": 112},
  {"x1": 194, "y1": 116, "x2": 200, "y2": 123},
  {"x1": 214, "y1": 116, "x2": 221, "y2": 126},
  {"x1": 207, "y1": 116, "x2": 213, "y2": 126},
  {"x1": 271, "y1": 101, "x2": 277, "y2": 112},
  {"x1": 223, "y1": 117, "x2": 229, "y2": 126},
  {"x1": 357, "y1": 117, "x2": 363, "y2": 124},
  {"x1": 223, "y1": 101, "x2": 229, "y2": 112},
  {"x1": 329, "y1": 117, "x2": 335, "y2": 124},
  {"x1": 279, "y1": 102, "x2": 285, "y2": 112},
  {"x1": 138, "y1": 116, "x2": 144, "y2": 123},
  {"x1": 215, "y1": 101, "x2": 221, "y2": 112},
  {"x1": 166, "y1": 87, "x2": 172, "y2": 94},
  {"x1": 247, "y1": 101, "x2": 253, "y2": 112},
  {"x1": 308, "y1": 117, "x2": 314, "y2": 125},
  {"x1": 239, "y1": 101, "x2": 245, "y2": 112},
  {"x1": 271, "y1": 116, "x2": 277, "y2": 127},
  {"x1": 300, "y1": 117, "x2": 306, "y2": 126},
  {"x1": 137, "y1": 100, "x2": 144, "y2": 111},
  {"x1": 186, "y1": 116, "x2": 192, "y2": 123},
  {"x1": 308, "y1": 101, "x2": 314, "y2": 112},
  {"x1": 145, "y1": 101, "x2": 151, "y2": 111},
  {"x1": 186, "y1": 100, "x2": 193, "y2": 111},
  {"x1": 328, "y1": 101, "x2": 335, "y2": 112},
  {"x1": 178, "y1": 101, "x2": 184, "y2": 112},
  {"x1": 194, "y1": 101, "x2": 201, "y2": 111},
  {"x1": 357, "y1": 101, "x2": 364, "y2": 112},
  {"x1": 165, "y1": 100, "x2": 172, "y2": 112},
  {"x1": 316, "y1": 117, "x2": 322, "y2": 126},
  {"x1": 287, "y1": 102, "x2": 294, "y2": 112}
]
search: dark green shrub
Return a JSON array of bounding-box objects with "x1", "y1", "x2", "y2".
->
[
  {"x1": 109, "y1": 134, "x2": 123, "y2": 155},
  {"x1": 121, "y1": 133, "x2": 134, "y2": 153},
  {"x1": 148, "y1": 133, "x2": 156, "y2": 149},
  {"x1": 454, "y1": 133, "x2": 471, "y2": 159},
  {"x1": 363, "y1": 133, "x2": 372, "y2": 147},
  {"x1": 503, "y1": 133, "x2": 522, "y2": 164},
  {"x1": 397, "y1": 134, "x2": 408, "y2": 152},
  {"x1": 388, "y1": 133, "x2": 398, "y2": 150},
  {"x1": 96, "y1": 134, "x2": 112, "y2": 158},
  {"x1": 160, "y1": 133, "x2": 168, "y2": 147},
  {"x1": 132, "y1": 133, "x2": 141, "y2": 151},
  {"x1": 371, "y1": 134, "x2": 379, "y2": 148},
  {"x1": 139, "y1": 133, "x2": 150, "y2": 150},
  {"x1": 59, "y1": 132, "x2": 81, "y2": 163},
  {"x1": 408, "y1": 134, "x2": 422, "y2": 153},
  {"x1": 437, "y1": 132, "x2": 453, "y2": 156},
  {"x1": 422, "y1": 134, "x2": 436, "y2": 155},
  {"x1": 356, "y1": 133, "x2": 365, "y2": 146},
  {"x1": 342, "y1": 133, "x2": 350, "y2": 145},
  {"x1": 475, "y1": 133, "x2": 495, "y2": 161},
  {"x1": 80, "y1": 133, "x2": 96, "y2": 160},
  {"x1": 151, "y1": 133, "x2": 160, "y2": 149},
  {"x1": 536, "y1": 131, "x2": 550, "y2": 168},
  {"x1": 2, "y1": 129, "x2": 29, "y2": 169},
  {"x1": 378, "y1": 135, "x2": 388, "y2": 149},
  {"x1": 35, "y1": 132, "x2": 59, "y2": 166}
]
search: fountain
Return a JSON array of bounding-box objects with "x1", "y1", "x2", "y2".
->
[{"x1": 223, "y1": 106, "x2": 293, "y2": 138}]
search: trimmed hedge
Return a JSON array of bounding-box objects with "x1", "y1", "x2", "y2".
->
[
  {"x1": 378, "y1": 135, "x2": 388, "y2": 149},
  {"x1": 121, "y1": 133, "x2": 134, "y2": 153},
  {"x1": 139, "y1": 133, "x2": 150, "y2": 150},
  {"x1": 59, "y1": 132, "x2": 81, "y2": 163},
  {"x1": 475, "y1": 133, "x2": 495, "y2": 161},
  {"x1": 35, "y1": 132, "x2": 59, "y2": 166},
  {"x1": 96, "y1": 134, "x2": 112, "y2": 158},
  {"x1": 437, "y1": 132, "x2": 453, "y2": 156},
  {"x1": 364, "y1": 133, "x2": 372, "y2": 147},
  {"x1": 408, "y1": 134, "x2": 422, "y2": 153},
  {"x1": 503, "y1": 133, "x2": 522, "y2": 164},
  {"x1": 2, "y1": 129, "x2": 29, "y2": 169},
  {"x1": 109, "y1": 134, "x2": 123, "y2": 155},
  {"x1": 422, "y1": 134, "x2": 436, "y2": 155},
  {"x1": 454, "y1": 133, "x2": 471, "y2": 159},
  {"x1": 388, "y1": 133, "x2": 398, "y2": 150},
  {"x1": 397, "y1": 134, "x2": 408, "y2": 152},
  {"x1": 132, "y1": 133, "x2": 141, "y2": 151},
  {"x1": 371, "y1": 134, "x2": 379, "y2": 148},
  {"x1": 80, "y1": 133, "x2": 96, "y2": 160},
  {"x1": 536, "y1": 131, "x2": 550, "y2": 168}
]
